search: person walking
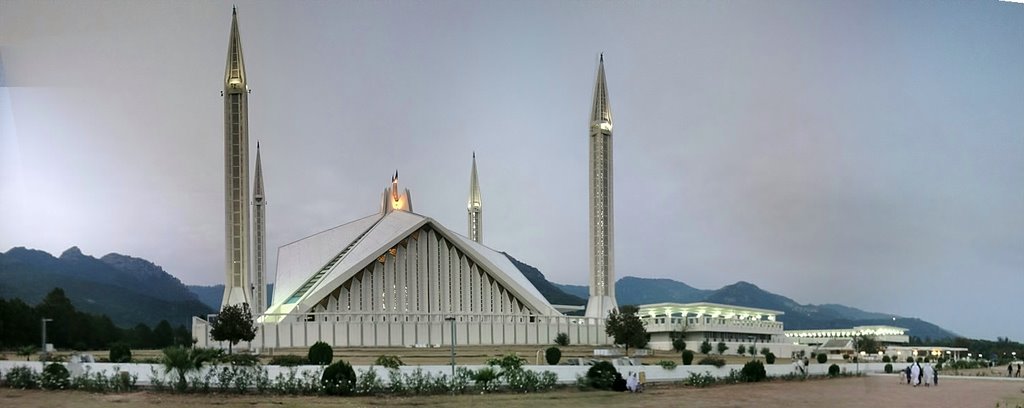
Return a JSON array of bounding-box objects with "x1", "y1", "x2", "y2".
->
[
  {"x1": 911, "y1": 361, "x2": 921, "y2": 386},
  {"x1": 905, "y1": 365, "x2": 912, "y2": 384},
  {"x1": 1016, "y1": 363, "x2": 1020, "y2": 378},
  {"x1": 1010, "y1": 363, "x2": 1014, "y2": 377}
]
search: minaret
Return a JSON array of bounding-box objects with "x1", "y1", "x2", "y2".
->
[
  {"x1": 467, "y1": 153, "x2": 483, "y2": 243},
  {"x1": 585, "y1": 54, "x2": 618, "y2": 319},
  {"x1": 252, "y1": 143, "x2": 266, "y2": 315},
  {"x1": 221, "y1": 7, "x2": 252, "y2": 309}
]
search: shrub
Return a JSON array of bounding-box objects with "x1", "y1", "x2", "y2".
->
[
  {"x1": 355, "y1": 368, "x2": 384, "y2": 395},
  {"x1": 765, "y1": 352, "x2": 776, "y2": 364},
  {"x1": 657, "y1": 360, "x2": 677, "y2": 370},
  {"x1": 740, "y1": 360, "x2": 767, "y2": 382},
  {"x1": 545, "y1": 347, "x2": 561, "y2": 365},
  {"x1": 717, "y1": 342, "x2": 729, "y2": 355},
  {"x1": 308, "y1": 341, "x2": 333, "y2": 365},
  {"x1": 828, "y1": 364, "x2": 840, "y2": 377},
  {"x1": 472, "y1": 367, "x2": 500, "y2": 392},
  {"x1": 505, "y1": 368, "x2": 543, "y2": 393},
  {"x1": 882, "y1": 355, "x2": 891, "y2": 363},
  {"x1": 585, "y1": 361, "x2": 618, "y2": 390},
  {"x1": 737, "y1": 344, "x2": 747, "y2": 355},
  {"x1": 41, "y1": 363, "x2": 70, "y2": 390},
  {"x1": 555, "y1": 332, "x2": 570, "y2": 347},
  {"x1": 321, "y1": 360, "x2": 356, "y2": 395},
  {"x1": 672, "y1": 337, "x2": 687, "y2": 352},
  {"x1": 682, "y1": 350, "x2": 695, "y2": 365},
  {"x1": 906, "y1": 356, "x2": 914, "y2": 363},
  {"x1": 374, "y1": 355, "x2": 404, "y2": 370},
  {"x1": 817, "y1": 353, "x2": 828, "y2": 364},
  {"x1": 685, "y1": 371, "x2": 716, "y2": 388},
  {"x1": 109, "y1": 343, "x2": 133, "y2": 363},
  {"x1": 486, "y1": 353, "x2": 526, "y2": 371},
  {"x1": 269, "y1": 355, "x2": 307, "y2": 366},
  {"x1": 698, "y1": 356, "x2": 726, "y2": 368},
  {"x1": 884, "y1": 363, "x2": 893, "y2": 374},
  {"x1": 219, "y1": 353, "x2": 260, "y2": 366}
]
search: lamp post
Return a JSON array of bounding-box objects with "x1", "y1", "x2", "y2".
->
[
  {"x1": 445, "y1": 317, "x2": 456, "y2": 377},
  {"x1": 40, "y1": 318, "x2": 53, "y2": 364}
]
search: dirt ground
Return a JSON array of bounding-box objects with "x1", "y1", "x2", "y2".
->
[{"x1": 2, "y1": 375, "x2": 1022, "y2": 408}]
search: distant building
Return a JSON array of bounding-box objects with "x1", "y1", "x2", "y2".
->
[
  {"x1": 639, "y1": 302, "x2": 805, "y2": 356},
  {"x1": 785, "y1": 325, "x2": 910, "y2": 359}
]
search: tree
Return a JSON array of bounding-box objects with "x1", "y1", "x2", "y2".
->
[
  {"x1": 554, "y1": 332, "x2": 570, "y2": 347},
  {"x1": 748, "y1": 345, "x2": 756, "y2": 357},
  {"x1": 604, "y1": 305, "x2": 648, "y2": 356},
  {"x1": 173, "y1": 324, "x2": 192, "y2": 346},
  {"x1": 760, "y1": 347, "x2": 770, "y2": 357},
  {"x1": 854, "y1": 334, "x2": 880, "y2": 354},
  {"x1": 700, "y1": 339, "x2": 712, "y2": 355},
  {"x1": 210, "y1": 303, "x2": 256, "y2": 354},
  {"x1": 682, "y1": 350, "x2": 695, "y2": 365},
  {"x1": 737, "y1": 344, "x2": 747, "y2": 355},
  {"x1": 545, "y1": 347, "x2": 562, "y2": 365},
  {"x1": 153, "y1": 320, "x2": 175, "y2": 349},
  {"x1": 717, "y1": 341, "x2": 728, "y2": 355}
]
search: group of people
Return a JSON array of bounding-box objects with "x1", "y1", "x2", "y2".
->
[
  {"x1": 904, "y1": 361, "x2": 938, "y2": 387},
  {"x1": 1008, "y1": 363, "x2": 1021, "y2": 377}
]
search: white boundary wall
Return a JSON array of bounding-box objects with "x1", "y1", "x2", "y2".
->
[{"x1": 0, "y1": 361, "x2": 916, "y2": 387}]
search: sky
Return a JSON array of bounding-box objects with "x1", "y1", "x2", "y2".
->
[{"x1": 1, "y1": 1, "x2": 1022, "y2": 341}]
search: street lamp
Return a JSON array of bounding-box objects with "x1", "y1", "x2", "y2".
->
[
  {"x1": 40, "y1": 318, "x2": 53, "y2": 364},
  {"x1": 444, "y1": 317, "x2": 456, "y2": 377}
]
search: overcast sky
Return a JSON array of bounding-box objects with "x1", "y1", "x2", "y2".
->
[{"x1": 2, "y1": 1, "x2": 1022, "y2": 341}]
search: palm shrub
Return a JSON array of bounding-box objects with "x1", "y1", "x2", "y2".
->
[
  {"x1": 682, "y1": 350, "x2": 695, "y2": 365},
  {"x1": 765, "y1": 352, "x2": 776, "y2": 364},
  {"x1": 473, "y1": 367, "x2": 500, "y2": 392},
  {"x1": 545, "y1": 347, "x2": 561, "y2": 365},
  {"x1": 817, "y1": 353, "x2": 828, "y2": 364},
  {"x1": 585, "y1": 361, "x2": 618, "y2": 390},
  {"x1": 109, "y1": 343, "x2": 132, "y2": 363},
  {"x1": 162, "y1": 346, "x2": 218, "y2": 392},
  {"x1": 740, "y1": 360, "x2": 767, "y2": 382},
  {"x1": 828, "y1": 363, "x2": 840, "y2": 377},
  {"x1": 374, "y1": 355, "x2": 404, "y2": 370},
  {"x1": 554, "y1": 332, "x2": 570, "y2": 347},
  {"x1": 321, "y1": 360, "x2": 357, "y2": 396},
  {"x1": 308, "y1": 341, "x2": 333, "y2": 365}
]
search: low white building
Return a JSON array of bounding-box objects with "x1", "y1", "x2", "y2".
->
[{"x1": 639, "y1": 302, "x2": 806, "y2": 357}]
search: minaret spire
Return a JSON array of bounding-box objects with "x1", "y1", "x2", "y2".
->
[
  {"x1": 467, "y1": 153, "x2": 483, "y2": 243},
  {"x1": 221, "y1": 8, "x2": 252, "y2": 309},
  {"x1": 252, "y1": 143, "x2": 266, "y2": 315},
  {"x1": 585, "y1": 54, "x2": 617, "y2": 319}
]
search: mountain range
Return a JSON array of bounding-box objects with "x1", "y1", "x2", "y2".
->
[
  {"x1": 0, "y1": 247, "x2": 212, "y2": 328},
  {"x1": 0, "y1": 246, "x2": 957, "y2": 340}
]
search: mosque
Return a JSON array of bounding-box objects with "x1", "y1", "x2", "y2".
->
[{"x1": 191, "y1": 9, "x2": 882, "y2": 356}]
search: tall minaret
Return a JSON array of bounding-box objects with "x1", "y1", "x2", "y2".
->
[
  {"x1": 252, "y1": 143, "x2": 266, "y2": 315},
  {"x1": 585, "y1": 54, "x2": 617, "y2": 319},
  {"x1": 467, "y1": 153, "x2": 483, "y2": 243},
  {"x1": 221, "y1": 7, "x2": 252, "y2": 309}
]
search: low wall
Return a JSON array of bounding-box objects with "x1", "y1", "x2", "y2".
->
[{"x1": 0, "y1": 360, "x2": 909, "y2": 386}]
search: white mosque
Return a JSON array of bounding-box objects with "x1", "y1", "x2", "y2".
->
[{"x1": 192, "y1": 9, "x2": 827, "y2": 354}]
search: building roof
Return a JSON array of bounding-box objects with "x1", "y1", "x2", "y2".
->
[
  {"x1": 267, "y1": 209, "x2": 560, "y2": 318},
  {"x1": 785, "y1": 325, "x2": 908, "y2": 338},
  {"x1": 637, "y1": 302, "x2": 784, "y2": 320}
]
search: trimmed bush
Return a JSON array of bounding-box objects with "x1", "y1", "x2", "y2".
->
[
  {"x1": 884, "y1": 363, "x2": 893, "y2": 373},
  {"x1": 109, "y1": 343, "x2": 132, "y2": 363},
  {"x1": 41, "y1": 363, "x2": 70, "y2": 390},
  {"x1": 585, "y1": 361, "x2": 618, "y2": 390},
  {"x1": 554, "y1": 332, "x2": 570, "y2": 347},
  {"x1": 308, "y1": 341, "x2": 333, "y2": 365},
  {"x1": 672, "y1": 337, "x2": 687, "y2": 352},
  {"x1": 740, "y1": 360, "x2": 767, "y2": 382},
  {"x1": 828, "y1": 363, "x2": 840, "y2": 377},
  {"x1": 698, "y1": 357, "x2": 726, "y2": 368},
  {"x1": 321, "y1": 360, "x2": 357, "y2": 395},
  {"x1": 375, "y1": 355, "x2": 404, "y2": 370},
  {"x1": 269, "y1": 355, "x2": 307, "y2": 366},
  {"x1": 906, "y1": 356, "x2": 914, "y2": 363},
  {"x1": 545, "y1": 347, "x2": 561, "y2": 365},
  {"x1": 682, "y1": 350, "x2": 695, "y2": 365},
  {"x1": 765, "y1": 352, "x2": 776, "y2": 364},
  {"x1": 882, "y1": 355, "x2": 891, "y2": 363},
  {"x1": 817, "y1": 353, "x2": 828, "y2": 364}
]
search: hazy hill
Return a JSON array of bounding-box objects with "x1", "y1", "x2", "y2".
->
[
  {"x1": 503, "y1": 254, "x2": 586, "y2": 306},
  {"x1": 558, "y1": 278, "x2": 958, "y2": 340},
  {"x1": 187, "y1": 284, "x2": 274, "y2": 312},
  {"x1": 0, "y1": 247, "x2": 213, "y2": 328}
]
